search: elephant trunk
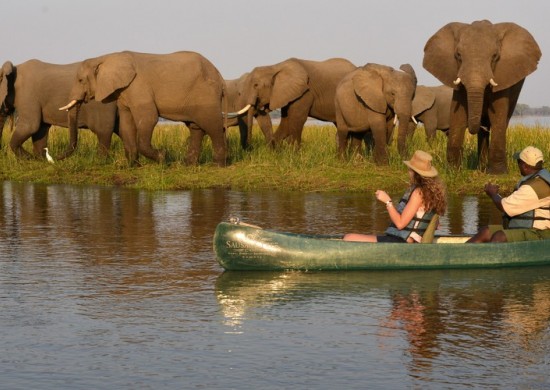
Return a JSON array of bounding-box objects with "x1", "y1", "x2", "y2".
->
[
  {"x1": 246, "y1": 106, "x2": 254, "y2": 143},
  {"x1": 57, "y1": 103, "x2": 81, "y2": 160},
  {"x1": 466, "y1": 88, "x2": 485, "y2": 135},
  {"x1": 396, "y1": 113, "x2": 411, "y2": 156}
]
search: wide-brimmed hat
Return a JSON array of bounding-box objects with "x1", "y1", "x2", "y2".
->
[
  {"x1": 403, "y1": 150, "x2": 438, "y2": 178},
  {"x1": 513, "y1": 146, "x2": 544, "y2": 167}
]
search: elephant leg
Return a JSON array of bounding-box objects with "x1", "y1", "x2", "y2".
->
[
  {"x1": 9, "y1": 118, "x2": 39, "y2": 158},
  {"x1": 447, "y1": 94, "x2": 468, "y2": 168},
  {"x1": 485, "y1": 87, "x2": 521, "y2": 174},
  {"x1": 349, "y1": 132, "x2": 365, "y2": 157},
  {"x1": 336, "y1": 129, "x2": 349, "y2": 159},
  {"x1": 283, "y1": 92, "x2": 312, "y2": 146},
  {"x1": 477, "y1": 128, "x2": 490, "y2": 172},
  {"x1": 256, "y1": 112, "x2": 274, "y2": 147},
  {"x1": 363, "y1": 131, "x2": 374, "y2": 155},
  {"x1": 210, "y1": 130, "x2": 227, "y2": 167},
  {"x1": 372, "y1": 116, "x2": 389, "y2": 165},
  {"x1": 273, "y1": 107, "x2": 291, "y2": 145},
  {"x1": 31, "y1": 124, "x2": 50, "y2": 157},
  {"x1": 95, "y1": 130, "x2": 113, "y2": 157},
  {"x1": 422, "y1": 116, "x2": 438, "y2": 145},
  {"x1": 118, "y1": 107, "x2": 139, "y2": 165},
  {"x1": 186, "y1": 123, "x2": 205, "y2": 165},
  {"x1": 133, "y1": 108, "x2": 164, "y2": 163},
  {"x1": 0, "y1": 114, "x2": 8, "y2": 149}
]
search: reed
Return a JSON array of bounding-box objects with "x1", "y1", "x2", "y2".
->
[{"x1": 0, "y1": 122, "x2": 548, "y2": 193}]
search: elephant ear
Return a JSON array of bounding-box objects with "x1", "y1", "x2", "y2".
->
[
  {"x1": 269, "y1": 60, "x2": 309, "y2": 110},
  {"x1": 423, "y1": 22, "x2": 468, "y2": 87},
  {"x1": 492, "y1": 23, "x2": 542, "y2": 92},
  {"x1": 353, "y1": 65, "x2": 386, "y2": 114},
  {"x1": 95, "y1": 52, "x2": 137, "y2": 102},
  {"x1": 0, "y1": 61, "x2": 14, "y2": 105},
  {"x1": 412, "y1": 86, "x2": 435, "y2": 116}
]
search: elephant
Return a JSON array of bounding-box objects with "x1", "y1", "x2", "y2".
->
[
  {"x1": 0, "y1": 59, "x2": 118, "y2": 159},
  {"x1": 224, "y1": 73, "x2": 273, "y2": 149},
  {"x1": 409, "y1": 85, "x2": 453, "y2": 144},
  {"x1": 236, "y1": 57, "x2": 357, "y2": 146},
  {"x1": 61, "y1": 51, "x2": 227, "y2": 166},
  {"x1": 423, "y1": 20, "x2": 541, "y2": 174},
  {"x1": 334, "y1": 63, "x2": 417, "y2": 164}
]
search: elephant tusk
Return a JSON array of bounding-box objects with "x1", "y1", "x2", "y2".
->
[
  {"x1": 411, "y1": 116, "x2": 418, "y2": 125},
  {"x1": 224, "y1": 104, "x2": 252, "y2": 119},
  {"x1": 489, "y1": 78, "x2": 498, "y2": 87},
  {"x1": 393, "y1": 115, "x2": 398, "y2": 125},
  {"x1": 453, "y1": 77, "x2": 461, "y2": 85},
  {"x1": 237, "y1": 104, "x2": 251, "y2": 115},
  {"x1": 59, "y1": 99, "x2": 77, "y2": 111}
]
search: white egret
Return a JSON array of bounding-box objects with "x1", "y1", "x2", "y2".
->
[{"x1": 44, "y1": 148, "x2": 55, "y2": 164}]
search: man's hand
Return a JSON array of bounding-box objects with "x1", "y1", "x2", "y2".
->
[
  {"x1": 484, "y1": 182, "x2": 504, "y2": 211},
  {"x1": 484, "y1": 182, "x2": 500, "y2": 197}
]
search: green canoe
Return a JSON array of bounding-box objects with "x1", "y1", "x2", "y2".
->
[{"x1": 213, "y1": 220, "x2": 550, "y2": 271}]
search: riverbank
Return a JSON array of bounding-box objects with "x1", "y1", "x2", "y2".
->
[{"x1": 1, "y1": 123, "x2": 549, "y2": 194}]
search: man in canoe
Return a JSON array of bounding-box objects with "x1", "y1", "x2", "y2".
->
[
  {"x1": 467, "y1": 146, "x2": 550, "y2": 243},
  {"x1": 344, "y1": 150, "x2": 447, "y2": 243}
]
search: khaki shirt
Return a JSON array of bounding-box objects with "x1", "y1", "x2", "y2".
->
[{"x1": 502, "y1": 185, "x2": 550, "y2": 229}]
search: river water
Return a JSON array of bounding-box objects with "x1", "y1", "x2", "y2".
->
[{"x1": 0, "y1": 182, "x2": 548, "y2": 389}]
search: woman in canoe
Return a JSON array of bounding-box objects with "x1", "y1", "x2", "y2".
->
[{"x1": 344, "y1": 150, "x2": 447, "y2": 243}]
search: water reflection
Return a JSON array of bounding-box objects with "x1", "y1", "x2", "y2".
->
[
  {"x1": 215, "y1": 268, "x2": 550, "y2": 385},
  {"x1": 1, "y1": 182, "x2": 548, "y2": 389}
]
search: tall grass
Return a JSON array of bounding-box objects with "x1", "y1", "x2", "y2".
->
[{"x1": 0, "y1": 121, "x2": 549, "y2": 193}]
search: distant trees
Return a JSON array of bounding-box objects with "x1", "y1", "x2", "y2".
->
[{"x1": 513, "y1": 104, "x2": 550, "y2": 116}]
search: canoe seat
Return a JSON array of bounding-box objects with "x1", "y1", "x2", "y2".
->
[{"x1": 421, "y1": 214, "x2": 439, "y2": 244}]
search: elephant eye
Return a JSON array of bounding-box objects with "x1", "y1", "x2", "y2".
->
[{"x1": 455, "y1": 51, "x2": 462, "y2": 63}]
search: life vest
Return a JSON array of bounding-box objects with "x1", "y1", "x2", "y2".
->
[
  {"x1": 503, "y1": 169, "x2": 550, "y2": 229},
  {"x1": 385, "y1": 186, "x2": 435, "y2": 241}
]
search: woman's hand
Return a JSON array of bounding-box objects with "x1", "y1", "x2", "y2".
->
[{"x1": 375, "y1": 190, "x2": 391, "y2": 204}]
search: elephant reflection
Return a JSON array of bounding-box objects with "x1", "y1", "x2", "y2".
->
[
  {"x1": 335, "y1": 63, "x2": 417, "y2": 164},
  {"x1": 236, "y1": 57, "x2": 356, "y2": 146},
  {"x1": 423, "y1": 20, "x2": 541, "y2": 174},
  {"x1": 62, "y1": 51, "x2": 227, "y2": 166},
  {"x1": 0, "y1": 60, "x2": 118, "y2": 159},
  {"x1": 409, "y1": 85, "x2": 453, "y2": 144}
]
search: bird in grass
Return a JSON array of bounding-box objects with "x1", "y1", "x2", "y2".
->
[{"x1": 44, "y1": 148, "x2": 55, "y2": 164}]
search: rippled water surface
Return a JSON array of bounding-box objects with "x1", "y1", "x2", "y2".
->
[{"x1": 1, "y1": 182, "x2": 549, "y2": 389}]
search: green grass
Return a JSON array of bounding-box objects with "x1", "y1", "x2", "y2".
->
[{"x1": 1, "y1": 122, "x2": 549, "y2": 194}]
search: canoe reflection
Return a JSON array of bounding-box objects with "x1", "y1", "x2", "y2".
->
[{"x1": 216, "y1": 268, "x2": 550, "y2": 371}]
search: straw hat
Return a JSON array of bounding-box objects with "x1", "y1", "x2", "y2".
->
[
  {"x1": 513, "y1": 146, "x2": 544, "y2": 167},
  {"x1": 403, "y1": 150, "x2": 438, "y2": 178}
]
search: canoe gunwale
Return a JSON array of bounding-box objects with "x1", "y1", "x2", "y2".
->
[{"x1": 213, "y1": 221, "x2": 550, "y2": 271}]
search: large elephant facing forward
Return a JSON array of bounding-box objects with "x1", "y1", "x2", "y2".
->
[
  {"x1": 334, "y1": 63, "x2": 417, "y2": 164},
  {"x1": 224, "y1": 73, "x2": 273, "y2": 150},
  {"x1": 410, "y1": 85, "x2": 453, "y2": 144},
  {"x1": 62, "y1": 51, "x2": 226, "y2": 166},
  {"x1": 0, "y1": 60, "x2": 118, "y2": 159},
  {"x1": 237, "y1": 58, "x2": 357, "y2": 146},
  {"x1": 423, "y1": 20, "x2": 541, "y2": 174}
]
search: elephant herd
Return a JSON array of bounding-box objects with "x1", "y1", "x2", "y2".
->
[{"x1": 0, "y1": 20, "x2": 541, "y2": 174}]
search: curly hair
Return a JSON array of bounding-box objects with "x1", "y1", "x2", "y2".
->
[{"x1": 411, "y1": 172, "x2": 447, "y2": 216}]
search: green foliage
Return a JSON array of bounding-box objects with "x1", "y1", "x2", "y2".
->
[{"x1": 0, "y1": 123, "x2": 549, "y2": 194}]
